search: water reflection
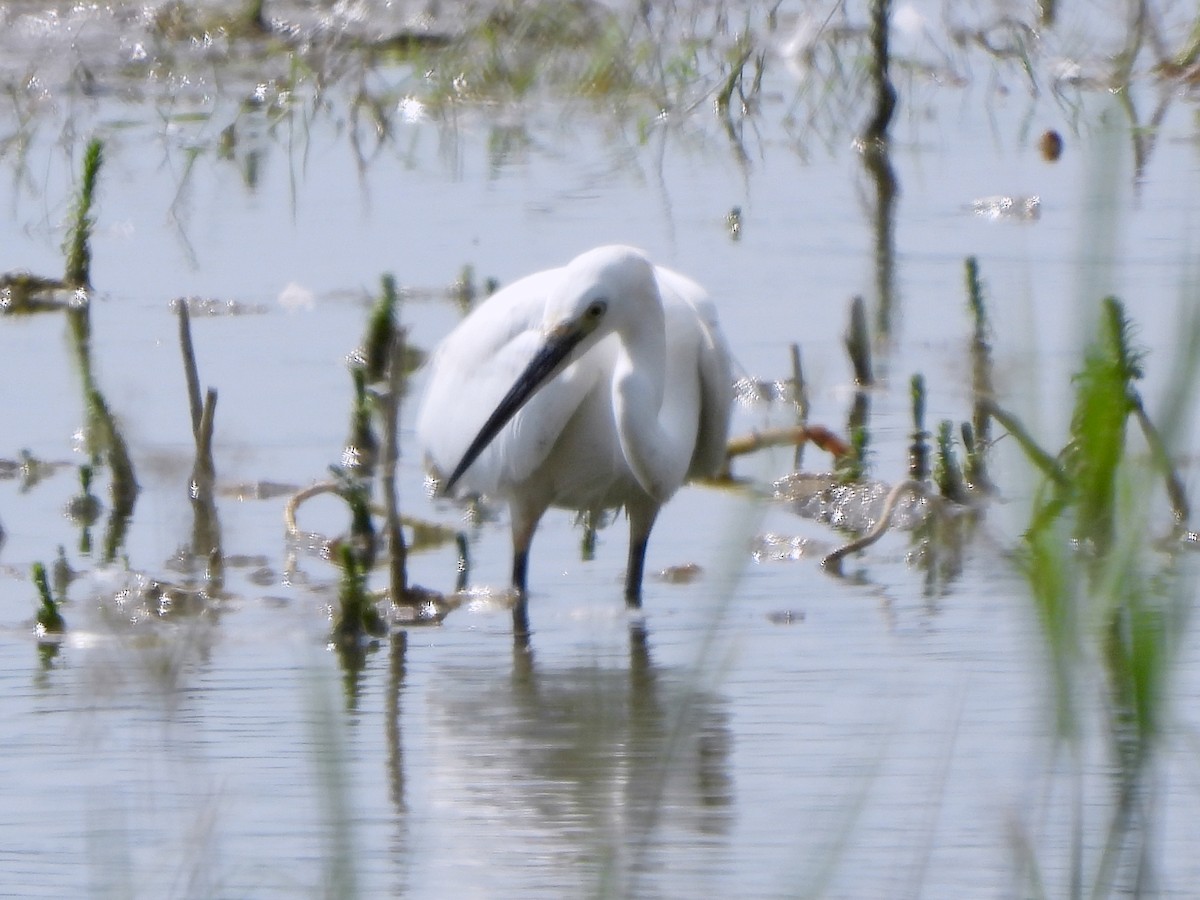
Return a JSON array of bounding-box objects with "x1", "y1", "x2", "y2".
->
[
  {"x1": 66, "y1": 302, "x2": 139, "y2": 561},
  {"x1": 403, "y1": 616, "x2": 733, "y2": 894},
  {"x1": 386, "y1": 631, "x2": 408, "y2": 813},
  {"x1": 861, "y1": 138, "x2": 897, "y2": 339},
  {"x1": 861, "y1": 0, "x2": 898, "y2": 342}
]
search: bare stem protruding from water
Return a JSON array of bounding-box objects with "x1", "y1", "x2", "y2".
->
[
  {"x1": 789, "y1": 342, "x2": 809, "y2": 419},
  {"x1": 790, "y1": 342, "x2": 809, "y2": 470},
  {"x1": 177, "y1": 301, "x2": 223, "y2": 594},
  {"x1": 177, "y1": 300, "x2": 204, "y2": 437}
]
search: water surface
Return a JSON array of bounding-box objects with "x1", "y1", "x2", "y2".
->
[{"x1": 2, "y1": 1, "x2": 1200, "y2": 896}]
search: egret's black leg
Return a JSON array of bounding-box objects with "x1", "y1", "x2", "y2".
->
[
  {"x1": 510, "y1": 504, "x2": 544, "y2": 598},
  {"x1": 511, "y1": 551, "x2": 533, "y2": 634},
  {"x1": 512, "y1": 548, "x2": 529, "y2": 595},
  {"x1": 625, "y1": 534, "x2": 649, "y2": 608},
  {"x1": 625, "y1": 502, "x2": 659, "y2": 608}
]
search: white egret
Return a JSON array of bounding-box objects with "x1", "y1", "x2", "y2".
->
[{"x1": 417, "y1": 245, "x2": 733, "y2": 608}]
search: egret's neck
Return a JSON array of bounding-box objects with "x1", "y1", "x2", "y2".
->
[
  {"x1": 618, "y1": 309, "x2": 666, "y2": 408},
  {"x1": 612, "y1": 306, "x2": 688, "y2": 503}
]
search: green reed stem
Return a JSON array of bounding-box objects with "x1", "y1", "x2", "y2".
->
[{"x1": 64, "y1": 139, "x2": 104, "y2": 289}]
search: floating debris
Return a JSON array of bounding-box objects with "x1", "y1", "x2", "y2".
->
[
  {"x1": 1039, "y1": 129, "x2": 1064, "y2": 161},
  {"x1": 657, "y1": 563, "x2": 703, "y2": 584}
]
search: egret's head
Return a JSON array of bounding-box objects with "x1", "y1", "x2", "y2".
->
[
  {"x1": 542, "y1": 245, "x2": 657, "y2": 351},
  {"x1": 443, "y1": 246, "x2": 657, "y2": 494}
]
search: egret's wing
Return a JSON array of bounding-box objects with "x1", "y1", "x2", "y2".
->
[
  {"x1": 417, "y1": 266, "x2": 596, "y2": 496},
  {"x1": 654, "y1": 266, "x2": 735, "y2": 479},
  {"x1": 689, "y1": 296, "x2": 735, "y2": 477}
]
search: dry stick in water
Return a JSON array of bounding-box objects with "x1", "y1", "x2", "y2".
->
[
  {"x1": 790, "y1": 342, "x2": 809, "y2": 470},
  {"x1": 725, "y1": 425, "x2": 852, "y2": 463},
  {"x1": 790, "y1": 342, "x2": 809, "y2": 416},
  {"x1": 822, "y1": 479, "x2": 941, "y2": 574},
  {"x1": 194, "y1": 388, "x2": 218, "y2": 488},
  {"x1": 177, "y1": 301, "x2": 222, "y2": 590},
  {"x1": 192, "y1": 386, "x2": 224, "y2": 593},
  {"x1": 284, "y1": 482, "x2": 457, "y2": 552},
  {"x1": 177, "y1": 301, "x2": 204, "y2": 438},
  {"x1": 284, "y1": 482, "x2": 342, "y2": 542}
]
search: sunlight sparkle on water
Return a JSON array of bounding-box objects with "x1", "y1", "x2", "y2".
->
[{"x1": 398, "y1": 96, "x2": 425, "y2": 123}]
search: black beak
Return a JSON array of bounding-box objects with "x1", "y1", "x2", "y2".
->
[{"x1": 443, "y1": 323, "x2": 587, "y2": 494}]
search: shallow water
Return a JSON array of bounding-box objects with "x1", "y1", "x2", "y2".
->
[{"x1": 2, "y1": 0, "x2": 1200, "y2": 896}]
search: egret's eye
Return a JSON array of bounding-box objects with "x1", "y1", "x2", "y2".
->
[{"x1": 585, "y1": 299, "x2": 608, "y2": 320}]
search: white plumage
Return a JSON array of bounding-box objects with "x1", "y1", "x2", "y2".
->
[{"x1": 417, "y1": 245, "x2": 733, "y2": 607}]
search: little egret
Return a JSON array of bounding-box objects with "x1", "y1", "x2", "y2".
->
[{"x1": 417, "y1": 245, "x2": 733, "y2": 607}]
